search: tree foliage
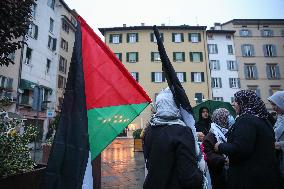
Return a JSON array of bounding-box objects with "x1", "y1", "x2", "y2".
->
[{"x1": 0, "y1": 0, "x2": 36, "y2": 67}]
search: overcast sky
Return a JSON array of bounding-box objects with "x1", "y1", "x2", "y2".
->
[{"x1": 64, "y1": 0, "x2": 284, "y2": 35}]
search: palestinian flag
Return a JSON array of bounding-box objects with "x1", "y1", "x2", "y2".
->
[{"x1": 43, "y1": 16, "x2": 151, "y2": 189}]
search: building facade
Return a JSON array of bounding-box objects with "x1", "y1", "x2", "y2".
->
[
  {"x1": 207, "y1": 24, "x2": 240, "y2": 103},
  {"x1": 99, "y1": 24, "x2": 210, "y2": 131},
  {"x1": 222, "y1": 19, "x2": 284, "y2": 108}
]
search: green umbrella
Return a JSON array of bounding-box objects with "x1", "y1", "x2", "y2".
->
[{"x1": 192, "y1": 100, "x2": 236, "y2": 122}]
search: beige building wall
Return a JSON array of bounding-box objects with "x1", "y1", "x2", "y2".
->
[
  {"x1": 222, "y1": 20, "x2": 284, "y2": 109},
  {"x1": 100, "y1": 26, "x2": 210, "y2": 130}
]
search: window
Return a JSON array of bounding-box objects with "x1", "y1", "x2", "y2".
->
[
  {"x1": 31, "y1": 4, "x2": 37, "y2": 18},
  {"x1": 213, "y1": 97, "x2": 224, "y2": 101},
  {"x1": 247, "y1": 86, "x2": 261, "y2": 97},
  {"x1": 46, "y1": 59, "x2": 51, "y2": 74},
  {"x1": 189, "y1": 33, "x2": 201, "y2": 42},
  {"x1": 263, "y1": 44, "x2": 277, "y2": 57},
  {"x1": 191, "y1": 72, "x2": 204, "y2": 83},
  {"x1": 261, "y1": 29, "x2": 273, "y2": 37},
  {"x1": 47, "y1": 0, "x2": 55, "y2": 9},
  {"x1": 62, "y1": 20, "x2": 69, "y2": 33},
  {"x1": 131, "y1": 72, "x2": 139, "y2": 82},
  {"x1": 59, "y1": 56, "x2": 67, "y2": 74},
  {"x1": 173, "y1": 52, "x2": 185, "y2": 62},
  {"x1": 195, "y1": 93, "x2": 203, "y2": 103},
  {"x1": 150, "y1": 33, "x2": 164, "y2": 42},
  {"x1": 266, "y1": 64, "x2": 280, "y2": 79},
  {"x1": 0, "y1": 76, "x2": 13, "y2": 90},
  {"x1": 109, "y1": 34, "x2": 122, "y2": 44},
  {"x1": 229, "y1": 78, "x2": 240, "y2": 88},
  {"x1": 226, "y1": 35, "x2": 231, "y2": 40},
  {"x1": 240, "y1": 29, "x2": 251, "y2": 37},
  {"x1": 210, "y1": 60, "x2": 220, "y2": 70},
  {"x1": 48, "y1": 36, "x2": 57, "y2": 51},
  {"x1": 190, "y1": 52, "x2": 203, "y2": 62},
  {"x1": 127, "y1": 33, "x2": 138, "y2": 43},
  {"x1": 208, "y1": 44, "x2": 218, "y2": 54},
  {"x1": 211, "y1": 77, "x2": 222, "y2": 88},
  {"x1": 25, "y1": 47, "x2": 32, "y2": 65},
  {"x1": 176, "y1": 72, "x2": 186, "y2": 83},
  {"x1": 281, "y1": 29, "x2": 284, "y2": 37},
  {"x1": 126, "y1": 52, "x2": 138, "y2": 63},
  {"x1": 244, "y1": 64, "x2": 258, "y2": 79},
  {"x1": 269, "y1": 86, "x2": 282, "y2": 96},
  {"x1": 114, "y1": 53, "x2": 122, "y2": 61},
  {"x1": 70, "y1": 17, "x2": 77, "y2": 26},
  {"x1": 172, "y1": 33, "x2": 184, "y2": 43},
  {"x1": 227, "y1": 61, "x2": 237, "y2": 71},
  {"x1": 227, "y1": 45, "x2": 234, "y2": 54},
  {"x1": 151, "y1": 72, "x2": 165, "y2": 83},
  {"x1": 241, "y1": 44, "x2": 254, "y2": 57},
  {"x1": 207, "y1": 33, "x2": 213, "y2": 40},
  {"x1": 58, "y1": 75, "x2": 66, "y2": 89},
  {"x1": 28, "y1": 23, "x2": 38, "y2": 39},
  {"x1": 151, "y1": 52, "x2": 161, "y2": 62},
  {"x1": 61, "y1": 38, "x2": 68, "y2": 52},
  {"x1": 49, "y1": 18, "x2": 54, "y2": 33}
]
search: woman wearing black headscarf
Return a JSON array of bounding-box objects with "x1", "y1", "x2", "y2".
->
[
  {"x1": 195, "y1": 107, "x2": 211, "y2": 141},
  {"x1": 214, "y1": 90, "x2": 281, "y2": 189}
]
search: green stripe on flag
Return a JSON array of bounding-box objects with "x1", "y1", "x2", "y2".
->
[{"x1": 87, "y1": 102, "x2": 149, "y2": 160}]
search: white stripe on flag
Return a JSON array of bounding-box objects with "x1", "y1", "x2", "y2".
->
[{"x1": 82, "y1": 152, "x2": 93, "y2": 189}]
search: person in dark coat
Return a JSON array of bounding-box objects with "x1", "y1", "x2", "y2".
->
[
  {"x1": 215, "y1": 90, "x2": 281, "y2": 189},
  {"x1": 203, "y1": 108, "x2": 233, "y2": 189},
  {"x1": 143, "y1": 88, "x2": 203, "y2": 189},
  {"x1": 195, "y1": 107, "x2": 211, "y2": 141}
]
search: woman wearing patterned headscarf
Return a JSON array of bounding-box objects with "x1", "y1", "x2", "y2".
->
[
  {"x1": 203, "y1": 108, "x2": 232, "y2": 189},
  {"x1": 214, "y1": 90, "x2": 281, "y2": 189}
]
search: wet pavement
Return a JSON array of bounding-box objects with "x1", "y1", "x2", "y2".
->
[{"x1": 102, "y1": 138, "x2": 145, "y2": 189}]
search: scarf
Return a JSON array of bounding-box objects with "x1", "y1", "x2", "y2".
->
[{"x1": 209, "y1": 123, "x2": 228, "y2": 143}]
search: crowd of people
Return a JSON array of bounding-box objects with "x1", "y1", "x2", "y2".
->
[{"x1": 141, "y1": 89, "x2": 284, "y2": 189}]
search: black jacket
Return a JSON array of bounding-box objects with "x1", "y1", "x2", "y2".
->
[
  {"x1": 203, "y1": 133, "x2": 227, "y2": 189},
  {"x1": 143, "y1": 124, "x2": 203, "y2": 189},
  {"x1": 219, "y1": 115, "x2": 280, "y2": 189}
]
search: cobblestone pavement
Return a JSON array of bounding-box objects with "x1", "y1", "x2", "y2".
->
[{"x1": 102, "y1": 138, "x2": 145, "y2": 189}]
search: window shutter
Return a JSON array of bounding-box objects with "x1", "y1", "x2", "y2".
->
[
  {"x1": 119, "y1": 34, "x2": 122, "y2": 43},
  {"x1": 270, "y1": 30, "x2": 274, "y2": 36},
  {"x1": 256, "y1": 89, "x2": 261, "y2": 97},
  {"x1": 237, "y1": 78, "x2": 241, "y2": 88},
  {"x1": 211, "y1": 78, "x2": 214, "y2": 88},
  {"x1": 173, "y1": 52, "x2": 176, "y2": 62},
  {"x1": 244, "y1": 65, "x2": 249, "y2": 79},
  {"x1": 227, "y1": 61, "x2": 230, "y2": 70},
  {"x1": 151, "y1": 52, "x2": 154, "y2": 62},
  {"x1": 183, "y1": 72, "x2": 187, "y2": 82},
  {"x1": 151, "y1": 72, "x2": 155, "y2": 82},
  {"x1": 136, "y1": 52, "x2": 139, "y2": 62},
  {"x1": 266, "y1": 65, "x2": 271, "y2": 79},
  {"x1": 160, "y1": 33, "x2": 164, "y2": 42},
  {"x1": 260, "y1": 30, "x2": 265, "y2": 37},
  {"x1": 219, "y1": 78, "x2": 222, "y2": 88},
  {"x1": 263, "y1": 45, "x2": 268, "y2": 57},
  {"x1": 34, "y1": 25, "x2": 38, "y2": 39},
  {"x1": 229, "y1": 78, "x2": 232, "y2": 88},
  {"x1": 241, "y1": 45, "x2": 245, "y2": 56},
  {"x1": 272, "y1": 45, "x2": 277, "y2": 56},
  {"x1": 200, "y1": 52, "x2": 203, "y2": 62},
  {"x1": 281, "y1": 29, "x2": 284, "y2": 37},
  {"x1": 162, "y1": 73, "x2": 165, "y2": 82},
  {"x1": 201, "y1": 72, "x2": 205, "y2": 82},
  {"x1": 136, "y1": 33, "x2": 139, "y2": 42},
  {"x1": 109, "y1": 34, "x2": 113, "y2": 43},
  {"x1": 269, "y1": 89, "x2": 273, "y2": 96},
  {"x1": 136, "y1": 73, "x2": 139, "y2": 82},
  {"x1": 191, "y1": 73, "x2": 194, "y2": 82},
  {"x1": 127, "y1": 33, "x2": 129, "y2": 43},
  {"x1": 119, "y1": 53, "x2": 122, "y2": 62},
  {"x1": 181, "y1": 33, "x2": 184, "y2": 42},
  {"x1": 188, "y1": 33, "x2": 192, "y2": 42},
  {"x1": 209, "y1": 61, "x2": 212, "y2": 70},
  {"x1": 254, "y1": 65, "x2": 258, "y2": 79},
  {"x1": 126, "y1": 52, "x2": 129, "y2": 62},
  {"x1": 198, "y1": 33, "x2": 201, "y2": 42},
  {"x1": 150, "y1": 33, "x2": 154, "y2": 42},
  {"x1": 217, "y1": 60, "x2": 220, "y2": 70},
  {"x1": 215, "y1": 45, "x2": 218, "y2": 54},
  {"x1": 7, "y1": 78, "x2": 13, "y2": 89},
  {"x1": 275, "y1": 65, "x2": 281, "y2": 79},
  {"x1": 172, "y1": 33, "x2": 175, "y2": 42},
  {"x1": 182, "y1": 52, "x2": 185, "y2": 61},
  {"x1": 235, "y1": 61, "x2": 238, "y2": 71},
  {"x1": 189, "y1": 52, "x2": 193, "y2": 62},
  {"x1": 52, "y1": 38, "x2": 57, "y2": 51},
  {"x1": 248, "y1": 30, "x2": 252, "y2": 36}
]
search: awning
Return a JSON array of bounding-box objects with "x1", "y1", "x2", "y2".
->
[{"x1": 19, "y1": 79, "x2": 53, "y2": 93}]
